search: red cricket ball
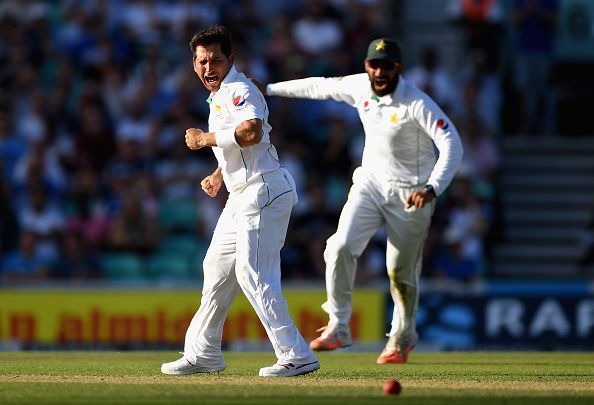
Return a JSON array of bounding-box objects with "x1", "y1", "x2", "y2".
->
[{"x1": 383, "y1": 379, "x2": 402, "y2": 396}]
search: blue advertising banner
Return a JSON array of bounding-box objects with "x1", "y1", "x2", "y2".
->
[{"x1": 409, "y1": 282, "x2": 594, "y2": 350}]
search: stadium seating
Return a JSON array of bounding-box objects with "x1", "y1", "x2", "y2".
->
[
  {"x1": 146, "y1": 252, "x2": 191, "y2": 280},
  {"x1": 100, "y1": 253, "x2": 145, "y2": 280},
  {"x1": 157, "y1": 235, "x2": 201, "y2": 256},
  {"x1": 157, "y1": 199, "x2": 199, "y2": 233}
]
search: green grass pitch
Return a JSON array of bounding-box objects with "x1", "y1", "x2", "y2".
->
[{"x1": 1, "y1": 351, "x2": 593, "y2": 404}]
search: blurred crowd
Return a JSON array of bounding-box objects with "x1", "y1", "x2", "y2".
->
[{"x1": 0, "y1": 0, "x2": 561, "y2": 285}]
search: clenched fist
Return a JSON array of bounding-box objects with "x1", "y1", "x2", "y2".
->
[
  {"x1": 185, "y1": 128, "x2": 207, "y2": 150},
  {"x1": 201, "y1": 167, "x2": 223, "y2": 198},
  {"x1": 405, "y1": 187, "x2": 436, "y2": 209}
]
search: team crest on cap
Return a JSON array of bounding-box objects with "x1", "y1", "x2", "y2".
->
[
  {"x1": 437, "y1": 119, "x2": 449, "y2": 130},
  {"x1": 232, "y1": 95, "x2": 246, "y2": 107},
  {"x1": 376, "y1": 39, "x2": 386, "y2": 52}
]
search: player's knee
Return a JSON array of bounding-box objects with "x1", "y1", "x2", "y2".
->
[
  {"x1": 203, "y1": 252, "x2": 219, "y2": 272},
  {"x1": 324, "y1": 235, "x2": 353, "y2": 259},
  {"x1": 386, "y1": 266, "x2": 402, "y2": 282},
  {"x1": 387, "y1": 266, "x2": 417, "y2": 287}
]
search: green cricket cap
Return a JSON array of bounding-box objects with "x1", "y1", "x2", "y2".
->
[{"x1": 365, "y1": 38, "x2": 401, "y2": 63}]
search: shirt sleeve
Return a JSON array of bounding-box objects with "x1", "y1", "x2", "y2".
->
[
  {"x1": 266, "y1": 74, "x2": 364, "y2": 107},
  {"x1": 228, "y1": 82, "x2": 265, "y2": 124},
  {"x1": 411, "y1": 95, "x2": 464, "y2": 196}
]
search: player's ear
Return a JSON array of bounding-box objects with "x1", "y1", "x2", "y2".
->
[
  {"x1": 228, "y1": 53, "x2": 235, "y2": 66},
  {"x1": 192, "y1": 54, "x2": 198, "y2": 71}
]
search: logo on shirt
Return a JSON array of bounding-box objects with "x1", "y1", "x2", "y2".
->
[
  {"x1": 437, "y1": 119, "x2": 449, "y2": 130},
  {"x1": 390, "y1": 113, "x2": 398, "y2": 123},
  {"x1": 215, "y1": 105, "x2": 221, "y2": 112},
  {"x1": 363, "y1": 101, "x2": 370, "y2": 112},
  {"x1": 232, "y1": 95, "x2": 246, "y2": 107}
]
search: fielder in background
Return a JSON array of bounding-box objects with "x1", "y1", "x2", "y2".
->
[
  {"x1": 161, "y1": 25, "x2": 319, "y2": 377},
  {"x1": 253, "y1": 37, "x2": 463, "y2": 364}
]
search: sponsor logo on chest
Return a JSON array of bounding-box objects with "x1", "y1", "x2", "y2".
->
[{"x1": 232, "y1": 95, "x2": 246, "y2": 107}]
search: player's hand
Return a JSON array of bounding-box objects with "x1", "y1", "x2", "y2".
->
[
  {"x1": 406, "y1": 188, "x2": 435, "y2": 209},
  {"x1": 185, "y1": 128, "x2": 207, "y2": 150},
  {"x1": 201, "y1": 169, "x2": 222, "y2": 198},
  {"x1": 249, "y1": 78, "x2": 267, "y2": 96}
]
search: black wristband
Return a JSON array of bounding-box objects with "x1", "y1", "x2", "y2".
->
[{"x1": 424, "y1": 184, "x2": 436, "y2": 197}]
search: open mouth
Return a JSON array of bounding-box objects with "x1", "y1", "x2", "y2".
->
[
  {"x1": 374, "y1": 76, "x2": 389, "y2": 89},
  {"x1": 205, "y1": 74, "x2": 219, "y2": 86}
]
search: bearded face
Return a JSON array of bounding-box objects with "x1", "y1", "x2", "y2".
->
[{"x1": 365, "y1": 59, "x2": 400, "y2": 97}]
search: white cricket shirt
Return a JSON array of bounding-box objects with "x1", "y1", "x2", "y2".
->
[
  {"x1": 266, "y1": 74, "x2": 463, "y2": 195},
  {"x1": 208, "y1": 65, "x2": 281, "y2": 193}
]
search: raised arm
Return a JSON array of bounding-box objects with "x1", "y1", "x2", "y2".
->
[{"x1": 252, "y1": 74, "x2": 366, "y2": 107}]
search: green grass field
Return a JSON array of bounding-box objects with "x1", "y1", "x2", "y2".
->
[{"x1": 1, "y1": 351, "x2": 593, "y2": 404}]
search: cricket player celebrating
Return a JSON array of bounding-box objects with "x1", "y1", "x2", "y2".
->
[
  {"x1": 254, "y1": 38, "x2": 463, "y2": 364},
  {"x1": 161, "y1": 25, "x2": 319, "y2": 377}
]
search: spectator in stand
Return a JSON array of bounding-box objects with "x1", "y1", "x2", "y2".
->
[
  {"x1": 263, "y1": 16, "x2": 300, "y2": 80},
  {"x1": 65, "y1": 164, "x2": 110, "y2": 251},
  {"x1": 102, "y1": 137, "x2": 153, "y2": 216},
  {"x1": 12, "y1": 138, "x2": 68, "y2": 199},
  {"x1": 446, "y1": 0, "x2": 504, "y2": 72},
  {"x1": 116, "y1": 89, "x2": 159, "y2": 148},
  {"x1": 441, "y1": 173, "x2": 491, "y2": 273},
  {"x1": 1, "y1": 231, "x2": 50, "y2": 284},
  {"x1": 509, "y1": 0, "x2": 559, "y2": 135},
  {"x1": 339, "y1": 1, "x2": 389, "y2": 73},
  {"x1": 455, "y1": 56, "x2": 502, "y2": 134},
  {"x1": 119, "y1": 0, "x2": 160, "y2": 44},
  {"x1": 153, "y1": 115, "x2": 211, "y2": 201},
  {"x1": 74, "y1": 104, "x2": 117, "y2": 173},
  {"x1": 14, "y1": 87, "x2": 48, "y2": 145},
  {"x1": 458, "y1": 114, "x2": 500, "y2": 184},
  {"x1": 405, "y1": 46, "x2": 457, "y2": 114},
  {"x1": 125, "y1": 42, "x2": 178, "y2": 117},
  {"x1": 284, "y1": 179, "x2": 339, "y2": 279},
  {"x1": 291, "y1": 0, "x2": 343, "y2": 57},
  {"x1": 17, "y1": 184, "x2": 65, "y2": 265},
  {"x1": 432, "y1": 226, "x2": 481, "y2": 282},
  {"x1": 105, "y1": 193, "x2": 159, "y2": 255},
  {"x1": 100, "y1": 65, "x2": 128, "y2": 123},
  {"x1": 219, "y1": 0, "x2": 264, "y2": 51},
  {"x1": 0, "y1": 107, "x2": 27, "y2": 179},
  {"x1": 54, "y1": 230, "x2": 101, "y2": 280}
]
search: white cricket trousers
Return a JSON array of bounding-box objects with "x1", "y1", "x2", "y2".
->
[
  {"x1": 322, "y1": 170, "x2": 434, "y2": 347},
  {"x1": 183, "y1": 169, "x2": 316, "y2": 368}
]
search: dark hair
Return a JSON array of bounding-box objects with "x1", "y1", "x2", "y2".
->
[{"x1": 189, "y1": 25, "x2": 232, "y2": 59}]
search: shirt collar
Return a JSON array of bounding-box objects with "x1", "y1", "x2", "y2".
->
[
  {"x1": 374, "y1": 75, "x2": 405, "y2": 105},
  {"x1": 206, "y1": 65, "x2": 239, "y2": 103},
  {"x1": 221, "y1": 65, "x2": 239, "y2": 87}
]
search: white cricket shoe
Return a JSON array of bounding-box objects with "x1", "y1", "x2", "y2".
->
[
  {"x1": 258, "y1": 360, "x2": 320, "y2": 377},
  {"x1": 161, "y1": 357, "x2": 225, "y2": 375}
]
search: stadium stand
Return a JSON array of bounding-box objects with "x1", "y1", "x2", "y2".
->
[
  {"x1": 0, "y1": 0, "x2": 592, "y2": 286},
  {"x1": 100, "y1": 252, "x2": 145, "y2": 280}
]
